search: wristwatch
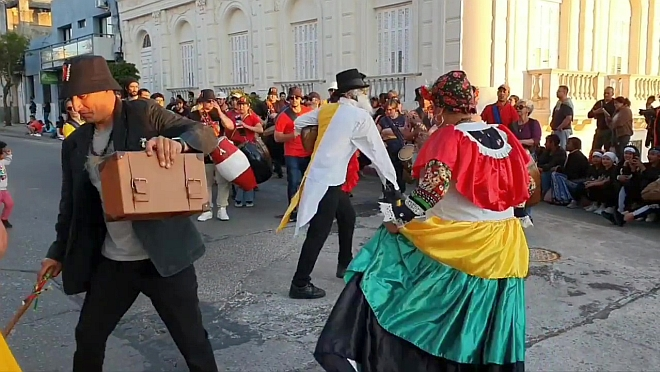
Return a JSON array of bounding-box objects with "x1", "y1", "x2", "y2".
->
[{"x1": 172, "y1": 137, "x2": 187, "y2": 152}]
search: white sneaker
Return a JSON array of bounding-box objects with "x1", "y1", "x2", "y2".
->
[
  {"x1": 567, "y1": 200, "x2": 579, "y2": 209},
  {"x1": 197, "y1": 211, "x2": 213, "y2": 222},
  {"x1": 603, "y1": 207, "x2": 614, "y2": 214},
  {"x1": 593, "y1": 206, "x2": 605, "y2": 215},
  {"x1": 217, "y1": 207, "x2": 229, "y2": 221},
  {"x1": 584, "y1": 203, "x2": 598, "y2": 212},
  {"x1": 646, "y1": 213, "x2": 657, "y2": 223}
]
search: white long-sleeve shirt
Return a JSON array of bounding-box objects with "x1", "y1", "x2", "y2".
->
[
  {"x1": 292, "y1": 98, "x2": 398, "y2": 233},
  {"x1": 0, "y1": 155, "x2": 12, "y2": 190}
]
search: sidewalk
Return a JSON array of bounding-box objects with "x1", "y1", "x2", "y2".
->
[{"x1": 0, "y1": 124, "x2": 59, "y2": 142}]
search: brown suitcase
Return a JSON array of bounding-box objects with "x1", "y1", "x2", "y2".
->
[{"x1": 99, "y1": 151, "x2": 209, "y2": 221}]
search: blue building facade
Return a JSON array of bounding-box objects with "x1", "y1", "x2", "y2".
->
[{"x1": 23, "y1": 0, "x2": 120, "y2": 122}]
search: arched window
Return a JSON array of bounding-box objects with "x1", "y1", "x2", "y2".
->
[
  {"x1": 140, "y1": 33, "x2": 153, "y2": 91},
  {"x1": 142, "y1": 34, "x2": 152, "y2": 48}
]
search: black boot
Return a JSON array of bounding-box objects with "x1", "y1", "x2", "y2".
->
[
  {"x1": 289, "y1": 282, "x2": 326, "y2": 299},
  {"x1": 2, "y1": 219, "x2": 12, "y2": 228},
  {"x1": 336, "y1": 264, "x2": 347, "y2": 279}
]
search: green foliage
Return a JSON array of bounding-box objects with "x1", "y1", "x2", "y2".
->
[
  {"x1": 0, "y1": 31, "x2": 30, "y2": 125},
  {"x1": 107, "y1": 61, "x2": 140, "y2": 88}
]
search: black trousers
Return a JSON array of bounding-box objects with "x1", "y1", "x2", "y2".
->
[
  {"x1": 292, "y1": 186, "x2": 356, "y2": 287},
  {"x1": 73, "y1": 257, "x2": 217, "y2": 372}
]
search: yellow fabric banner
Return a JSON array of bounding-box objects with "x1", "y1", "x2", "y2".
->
[
  {"x1": 0, "y1": 334, "x2": 22, "y2": 372},
  {"x1": 277, "y1": 103, "x2": 341, "y2": 231},
  {"x1": 401, "y1": 216, "x2": 529, "y2": 279}
]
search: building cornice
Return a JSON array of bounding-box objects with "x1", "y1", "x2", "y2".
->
[{"x1": 118, "y1": 0, "x2": 195, "y2": 21}]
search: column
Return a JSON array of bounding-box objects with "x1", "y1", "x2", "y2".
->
[
  {"x1": 629, "y1": 0, "x2": 649, "y2": 74},
  {"x1": 645, "y1": 0, "x2": 659, "y2": 75},
  {"x1": 195, "y1": 0, "x2": 208, "y2": 87},
  {"x1": 558, "y1": 0, "x2": 580, "y2": 70},
  {"x1": 491, "y1": 0, "x2": 508, "y2": 85},
  {"x1": 459, "y1": 0, "x2": 493, "y2": 88}
]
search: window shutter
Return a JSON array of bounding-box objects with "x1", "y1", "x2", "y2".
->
[
  {"x1": 292, "y1": 21, "x2": 318, "y2": 80},
  {"x1": 376, "y1": 5, "x2": 412, "y2": 75},
  {"x1": 230, "y1": 32, "x2": 250, "y2": 84},
  {"x1": 180, "y1": 42, "x2": 195, "y2": 87}
]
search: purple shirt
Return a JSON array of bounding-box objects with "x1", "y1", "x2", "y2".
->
[{"x1": 511, "y1": 118, "x2": 542, "y2": 148}]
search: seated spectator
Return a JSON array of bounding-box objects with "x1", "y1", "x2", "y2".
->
[
  {"x1": 584, "y1": 151, "x2": 604, "y2": 211},
  {"x1": 607, "y1": 146, "x2": 660, "y2": 225},
  {"x1": 583, "y1": 152, "x2": 619, "y2": 215},
  {"x1": 550, "y1": 137, "x2": 591, "y2": 207},
  {"x1": 537, "y1": 134, "x2": 567, "y2": 197},
  {"x1": 615, "y1": 146, "x2": 643, "y2": 213},
  {"x1": 27, "y1": 117, "x2": 44, "y2": 136}
]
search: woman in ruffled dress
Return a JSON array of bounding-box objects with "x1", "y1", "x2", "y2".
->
[{"x1": 314, "y1": 71, "x2": 534, "y2": 372}]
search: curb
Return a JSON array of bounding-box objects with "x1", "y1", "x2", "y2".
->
[{"x1": 0, "y1": 128, "x2": 60, "y2": 142}]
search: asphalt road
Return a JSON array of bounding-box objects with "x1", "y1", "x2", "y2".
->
[{"x1": 1, "y1": 131, "x2": 660, "y2": 371}]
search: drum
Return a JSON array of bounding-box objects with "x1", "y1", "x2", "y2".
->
[
  {"x1": 238, "y1": 139, "x2": 272, "y2": 184},
  {"x1": 263, "y1": 125, "x2": 276, "y2": 137},
  {"x1": 398, "y1": 144, "x2": 416, "y2": 184},
  {"x1": 301, "y1": 126, "x2": 318, "y2": 153},
  {"x1": 397, "y1": 144, "x2": 415, "y2": 161},
  {"x1": 526, "y1": 161, "x2": 542, "y2": 207},
  {"x1": 209, "y1": 136, "x2": 257, "y2": 191}
]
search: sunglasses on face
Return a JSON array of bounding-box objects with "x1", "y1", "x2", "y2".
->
[
  {"x1": 515, "y1": 105, "x2": 525, "y2": 110},
  {"x1": 66, "y1": 106, "x2": 74, "y2": 111}
]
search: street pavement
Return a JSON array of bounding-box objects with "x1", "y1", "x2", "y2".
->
[{"x1": 1, "y1": 128, "x2": 660, "y2": 371}]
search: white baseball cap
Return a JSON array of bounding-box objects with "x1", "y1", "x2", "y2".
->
[
  {"x1": 328, "y1": 81, "x2": 338, "y2": 90},
  {"x1": 216, "y1": 91, "x2": 227, "y2": 99}
]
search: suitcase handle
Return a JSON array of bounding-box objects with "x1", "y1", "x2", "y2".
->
[
  {"x1": 131, "y1": 178, "x2": 149, "y2": 202},
  {"x1": 186, "y1": 178, "x2": 204, "y2": 200}
]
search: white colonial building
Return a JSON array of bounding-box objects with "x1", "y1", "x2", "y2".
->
[{"x1": 118, "y1": 0, "x2": 660, "y2": 150}]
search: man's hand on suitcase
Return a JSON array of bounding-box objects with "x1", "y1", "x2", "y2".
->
[{"x1": 145, "y1": 136, "x2": 183, "y2": 168}]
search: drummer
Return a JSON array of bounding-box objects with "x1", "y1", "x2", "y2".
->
[
  {"x1": 375, "y1": 98, "x2": 409, "y2": 193},
  {"x1": 188, "y1": 89, "x2": 235, "y2": 222},
  {"x1": 227, "y1": 96, "x2": 264, "y2": 207}
]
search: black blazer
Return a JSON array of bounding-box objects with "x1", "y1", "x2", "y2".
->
[
  {"x1": 558, "y1": 150, "x2": 590, "y2": 181},
  {"x1": 46, "y1": 99, "x2": 217, "y2": 295}
]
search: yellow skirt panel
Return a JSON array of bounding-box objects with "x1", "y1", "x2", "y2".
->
[
  {"x1": 0, "y1": 334, "x2": 21, "y2": 372},
  {"x1": 400, "y1": 216, "x2": 529, "y2": 279}
]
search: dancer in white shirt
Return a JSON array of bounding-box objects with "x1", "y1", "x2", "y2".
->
[{"x1": 277, "y1": 68, "x2": 399, "y2": 299}]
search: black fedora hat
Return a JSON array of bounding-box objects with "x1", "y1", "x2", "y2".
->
[
  {"x1": 335, "y1": 68, "x2": 369, "y2": 94},
  {"x1": 61, "y1": 55, "x2": 122, "y2": 98},
  {"x1": 198, "y1": 89, "x2": 216, "y2": 102}
]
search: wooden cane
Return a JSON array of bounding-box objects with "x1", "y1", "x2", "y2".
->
[{"x1": 2, "y1": 276, "x2": 50, "y2": 338}]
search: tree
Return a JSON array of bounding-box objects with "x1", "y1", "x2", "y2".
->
[
  {"x1": 0, "y1": 31, "x2": 29, "y2": 126},
  {"x1": 107, "y1": 61, "x2": 140, "y2": 91}
]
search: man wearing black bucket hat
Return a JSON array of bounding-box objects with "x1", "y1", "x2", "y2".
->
[
  {"x1": 37, "y1": 55, "x2": 219, "y2": 371},
  {"x1": 278, "y1": 68, "x2": 398, "y2": 299}
]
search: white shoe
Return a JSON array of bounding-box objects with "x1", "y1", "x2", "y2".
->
[
  {"x1": 217, "y1": 207, "x2": 229, "y2": 221},
  {"x1": 197, "y1": 211, "x2": 213, "y2": 222},
  {"x1": 567, "y1": 200, "x2": 579, "y2": 209},
  {"x1": 646, "y1": 213, "x2": 657, "y2": 223},
  {"x1": 603, "y1": 207, "x2": 614, "y2": 214},
  {"x1": 584, "y1": 203, "x2": 598, "y2": 212},
  {"x1": 593, "y1": 206, "x2": 605, "y2": 215}
]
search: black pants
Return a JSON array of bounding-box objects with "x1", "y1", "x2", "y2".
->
[
  {"x1": 384, "y1": 140, "x2": 406, "y2": 193},
  {"x1": 592, "y1": 129, "x2": 613, "y2": 151},
  {"x1": 73, "y1": 258, "x2": 217, "y2": 372},
  {"x1": 292, "y1": 186, "x2": 356, "y2": 287}
]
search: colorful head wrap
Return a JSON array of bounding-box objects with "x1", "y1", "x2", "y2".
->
[{"x1": 418, "y1": 71, "x2": 478, "y2": 114}]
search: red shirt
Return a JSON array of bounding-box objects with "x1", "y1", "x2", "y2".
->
[
  {"x1": 29, "y1": 120, "x2": 44, "y2": 133},
  {"x1": 480, "y1": 102, "x2": 519, "y2": 127},
  {"x1": 275, "y1": 105, "x2": 312, "y2": 158},
  {"x1": 227, "y1": 111, "x2": 260, "y2": 144},
  {"x1": 342, "y1": 152, "x2": 360, "y2": 193}
]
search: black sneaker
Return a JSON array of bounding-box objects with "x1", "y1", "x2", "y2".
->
[
  {"x1": 2, "y1": 219, "x2": 12, "y2": 228},
  {"x1": 289, "y1": 283, "x2": 326, "y2": 299},
  {"x1": 601, "y1": 211, "x2": 625, "y2": 227},
  {"x1": 289, "y1": 212, "x2": 297, "y2": 223},
  {"x1": 336, "y1": 265, "x2": 348, "y2": 279}
]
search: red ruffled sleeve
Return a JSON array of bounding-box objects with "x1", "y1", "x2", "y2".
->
[
  {"x1": 342, "y1": 151, "x2": 360, "y2": 193},
  {"x1": 412, "y1": 124, "x2": 531, "y2": 211}
]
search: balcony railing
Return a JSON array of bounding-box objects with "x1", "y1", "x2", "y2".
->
[
  {"x1": 274, "y1": 80, "x2": 324, "y2": 96},
  {"x1": 365, "y1": 73, "x2": 421, "y2": 102},
  {"x1": 166, "y1": 87, "x2": 198, "y2": 103},
  {"x1": 40, "y1": 34, "x2": 115, "y2": 70},
  {"x1": 607, "y1": 74, "x2": 660, "y2": 104}
]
